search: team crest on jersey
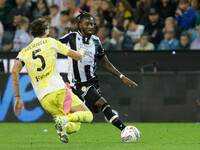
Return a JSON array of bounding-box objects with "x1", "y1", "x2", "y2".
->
[
  {"x1": 89, "y1": 39, "x2": 93, "y2": 45},
  {"x1": 81, "y1": 86, "x2": 87, "y2": 92}
]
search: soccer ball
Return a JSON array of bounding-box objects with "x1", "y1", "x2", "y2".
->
[{"x1": 121, "y1": 126, "x2": 140, "y2": 143}]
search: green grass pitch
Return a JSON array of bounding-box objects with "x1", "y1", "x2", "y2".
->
[{"x1": 0, "y1": 122, "x2": 200, "y2": 150}]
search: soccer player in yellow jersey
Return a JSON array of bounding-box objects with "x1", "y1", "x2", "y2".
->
[{"x1": 11, "y1": 17, "x2": 93, "y2": 143}]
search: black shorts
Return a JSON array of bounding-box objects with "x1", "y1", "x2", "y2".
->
[{"x1": 71, "y1": 80, "x2": 102, "y2": 105}]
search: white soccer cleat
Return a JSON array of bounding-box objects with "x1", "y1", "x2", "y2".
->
[{"x1": 54, "y1": 116, "x2": 69, "y2": 143}]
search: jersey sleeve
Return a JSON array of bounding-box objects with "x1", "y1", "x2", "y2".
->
[
  {"x1": 50, "y1": 38, "x2": 70, "y2": 56},
  {"x1": 16, "y1": 51, "x2": 25, "y2": 66},
  {"x1": 96, "y1": 38, "x2": 105, "y2": 60},
  {"x1": 59, "y1": 33, "x2": 70, "y2": 44}
]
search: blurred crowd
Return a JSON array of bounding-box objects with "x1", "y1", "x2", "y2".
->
[{"x1": 0, "y1": 0, "x2": 200, "y2": 52}]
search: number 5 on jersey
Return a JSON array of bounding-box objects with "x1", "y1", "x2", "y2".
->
[{"x1": 32, "y1": 49, "x2": 46, "y2": 71}]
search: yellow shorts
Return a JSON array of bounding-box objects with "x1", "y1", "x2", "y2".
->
[{"x1": 40, "y1": 87, "x2": 83, "y2": 117}]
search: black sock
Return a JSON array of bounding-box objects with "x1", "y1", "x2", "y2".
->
[
  {"x1": 101, "y1": 103, "x2": 126, "y2": 131},
  {"x1": 112, "y1": 118, "x2": 126, "y2": 131}
]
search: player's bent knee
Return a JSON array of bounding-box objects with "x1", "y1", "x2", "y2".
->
[
  {"x1": 94, "y1": 97, "x2": 107, "y2": 109},
  {"x1": 86, "y1": 101, "x2": 101, "y2": 113}
]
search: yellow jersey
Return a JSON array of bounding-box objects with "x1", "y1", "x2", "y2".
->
[{"x1": 16, "y1": 37, "x2": 70, "y2": 101}]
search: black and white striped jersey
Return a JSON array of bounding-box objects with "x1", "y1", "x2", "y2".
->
[{"x1": 59, "y1": 31, "x2": 105, "y2": 88}]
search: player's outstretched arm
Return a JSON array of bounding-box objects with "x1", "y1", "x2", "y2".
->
[
  {"x1": 102, "y1": 55, "x2": 138, "y2": 87},
  {"x1": 11, "y1": 61, "x2": 24, "y2": 116},
  {"x1": 51, "y1": 38, "x2": 86, "y2": 60},
  {"x1": 121, "y1": 75, "x2": 138, "y2": 87},
  {"x1": 67, "y1": 48, "x2": 86, "y2": 60}
]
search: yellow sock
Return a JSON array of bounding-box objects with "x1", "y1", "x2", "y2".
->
[
  {"x1": 66, "y1": 111, "x2": 93, "y2": 123},
  {"x1": 65, "y1": 122, "x2": 81, "y2": 134}
]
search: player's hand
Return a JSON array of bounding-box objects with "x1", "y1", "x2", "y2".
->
[
  {"x1": 122, "y1": 76, "x2": 138, "y2": 87},
  {"x1": 77, "y1": 48, "x2": 87, "y2": 56},
  {"x1": 176, "y1": 8, "x2": 182, "y2": 16},
  {"x1": 14, "y1": 97, "x2": 24, "y2": 116}
]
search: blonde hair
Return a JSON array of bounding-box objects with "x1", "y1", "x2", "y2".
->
[
  {"x1": 165, "y1": 17, "x2": 175, "y2": 25},
  {"x1": 19, "y1": 17, "x2": 29, "y2": 26}
]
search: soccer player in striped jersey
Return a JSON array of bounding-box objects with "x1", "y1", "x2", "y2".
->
[
  {"x1": 59, "y1": 12, "x2": 138, "y2": 132},
  {"x1": 11, "y1": 17, "x2": 93, "y2": 143}
]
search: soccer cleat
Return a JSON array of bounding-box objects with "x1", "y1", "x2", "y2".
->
[{"x1": 54, "y1": 116, "x2": 69, "y2": 143}]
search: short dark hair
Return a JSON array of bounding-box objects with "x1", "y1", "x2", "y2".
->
[
  {"x1": 76, "y1": 11, "x2": 94, "y2": 24},
  {"x1": 60, "y1": 10, "x2": 69, "y2": 16},
  {"x1": 30, "y1": 18, "x2": 48, "y2": 37},
  {"x1": 180, "y1": 31, "x2": 190, "y2": 39},
  {"x1": 50, "y1": 4, "x2": 58, "y2": 9},
  {"x1": 50, "y1": 26, "x2": 59, "y2": 34},
  {"x1": 141, "y1": 32, "x2": 149, "y2": 37},
  {"x1": 71, "y1": 17, "x2": 79, "y2": 24}
]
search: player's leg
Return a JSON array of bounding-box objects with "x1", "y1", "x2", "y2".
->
[
  {"x1": 50, "y1": 88, "x2": 93, "y2": 134},
  {"x1": 95, "y1": 97, "x2": 126, "y2": 131},
  {"x1": 65, "y1": 122, "x2": 81, "y2": 134},
  {"x1": 66, "y1": 90, "x2": 93, "y2": 123},
  {"x1": 83, "y1": 86, "x2": 126, "y2": 131},
  {"x1": 40, "y1": 89, "x2": 69, "y2": 143},
  {"x1": 64, "y1": 101, "x2": 93, "y2": 134}
]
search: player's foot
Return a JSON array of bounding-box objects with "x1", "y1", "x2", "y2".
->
[{"x1": 54, "y1": 116, "x2": 69, "y2": 143}]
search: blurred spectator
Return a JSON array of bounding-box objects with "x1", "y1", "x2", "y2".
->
[
  {"x1": 112, "y1": 15, "x2": 123, "y2": 28},
  {"x1": 179, "y1": 31, "x2": 191, "y2": 50},
  {"x1": 190, "y1": 17, "x2": 200, "y2": 41},
  {"x1": 63, "y1": 0, "x2": 82, "y2": 19},
  {"x1": 133, "y1": 32, "x2": 155, "y2": 51},
  {"x1": 108, "y1": 26, "x2": 133, "y2": 50},
  {"x1": 196, "y1": 14, "x2": 200, "y2": 26},
  {"x1": 70, "y1": 17, "x2": 79, "y2": 32},
  {"x1": 0, "y1": 21, "x2": 4, "y2": 45},
  {"x1": 154, "y1": 0, "x2": 177, "y2": 20},
  {"x1": 190, "y1": 27, "x2": 198, "y2": 41},
  {"x1": 46, "y1": 0, "x2": 66, "y2": 11},
  {"x1": 32, "y1": 0, "x2": 50, "y2": 20},
  {"x1": 126, "y1": 20, "x2": 145, "y2": 45},
  {"x1": 13, "y1": 13, "x2": 23, "y2": 29},
  {"x1": 190, "y1": 25, "x2": 200, "y2": 50},
  {"x1": 43, "y1": 15, "x2": 51, "y2": 26},
  {"x1": 49, "y1": 4, "x2": 60, "y2": 27},
  {"x1": 134, "y1": 0, "x2": 151, "y2": 25},
  {"x1": 5, "y1": 0, "x2": 32, "y2": 30},
  {"x1": 49, "y1": 26, "x2": 59, "y2": 40},
  {"x1": 0, "y1": 59, "x2": 4, "y2": 72},
  {"x1": 1, "y1": 14, "x2": 22, "y2": 47},
  {"x1": 86, "y1": 0, "x2": 102, "y2": 7},
  {"x1": 89, "y1": 4, "x2": 100, "y2": 17},
  {"x1": 11, "y1": 17, "x2": 32, "y2": 52},
  {"x1": 0, "y1": 0, "x2": 12, "y2": 25},
  {"x1": 60, "y1": 27, "x2": 70, "y2": 37},
  {"x1": 96, "y1": 26, "x2": 111, "y2": 50},
  {"x1": 94, "y1": 14, "x2": 105, "y2": 34},
  {"x1": 145, "y1": 8, "x2": 164, "y2": 49},
  {"x1": 163, "y1": 17, "x2": 182, "y2": 39},
  {"x1": 158, "y1": 26, "x2": 179, "y2": 50},
  {"x1": 116, "y1": 0, "x2": 133, "y2": 19},
  {"x1": 57, "y1": 10, "x2": 70, "y2": 36},
  {"x1": 110, "y1": 0, "x2": 138, "y2": 7},
  {"x1": 77, "y1": 0, "x2": 88, "y2": 11},
  {"x1": 100, "y1": 0, "x2": 116, "y2": 28},
  {"x1": 175, "y1": 0, "x2": 196, "y2": 30},
  {"x1": 116, "y1": 0, "x2": 134, "y2": 30},
  {"x1": 78, "y1": 0, "x2": 101, "y2": 12}
]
